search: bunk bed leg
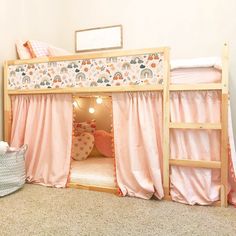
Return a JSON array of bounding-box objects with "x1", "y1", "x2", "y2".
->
[
  {"x1": 220, "y1": 43, "x2": 229, "y2": 207},
  {"x1": 3, "y1": 61, "x2": 11, "y2": 143},
  {"x1": 163, "y1": 48, "x2": 171, "y2": 198}
]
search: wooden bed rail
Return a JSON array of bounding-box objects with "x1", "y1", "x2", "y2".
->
[
  {"x1": 6, "y1": 47, "x2": 168, "y2": 65},
  {"x1": 165, "y1": 43, "x2": 229, "y2": 207},
  {"x1": 3, "y1": 45, "x2": 229, "y2": 207}
]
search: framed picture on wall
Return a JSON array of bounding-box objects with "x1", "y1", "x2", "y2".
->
[{"x1": 75, "y1": 25, "x2": 123, "y2": 52}]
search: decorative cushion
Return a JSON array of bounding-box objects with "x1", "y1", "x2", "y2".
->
[
  {"x1": 15, "y1": 40, "x2": 32, "y2": 59},
  {"x1": 72, "y1": 132, "x2": 94, "y2": 161},
  {"x1": 24, "y1": 40, "x2": 71, "y2": 58},
  {"x1": 94, "y1": 130, "x2": 113, "y2": 157},
  {"x1": 24, "y1": 40, "x2": 50, "y2": 58},
  {"x1": 73, "y1": 120, "x2": 96, "y2": 137}
]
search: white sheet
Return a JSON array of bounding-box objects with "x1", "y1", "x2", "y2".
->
[
  {"x1": 70, "y1": 157, "x2": 116, "y2": 188},
  {"x1": 171, "y1": 57, "x2": 221, "y2": 70}
]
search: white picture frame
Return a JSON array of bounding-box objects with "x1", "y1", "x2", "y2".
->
[{"x1": 75, "y1": 25, "x2": 123, "y2": 52}]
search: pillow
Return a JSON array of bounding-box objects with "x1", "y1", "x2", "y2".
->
[
  {"x1": 94, "y1": 130, "x2": 113, "y2": 157},
  {"x1": 24, "y1": 40, "x2": 50, "y2": 58},
  {"x1": 73, "y1": 120, "x2": 96, "y2": 137},
  {"x1": 71, "y1": 132, "x2": 94, "y2": 161},
  {"x1": 15, "y1": 40, "x2": 32, "y2": 59},
  {"x1": 24, "y1": 40, "x2": 72, "y2": 58}
]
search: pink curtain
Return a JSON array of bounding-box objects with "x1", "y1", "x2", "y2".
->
[
  {"x1": 11, "y1": 94, "x2": 73, "y2": 187},
  {"x1": 227, "y1": 105, "x2": 236, "y2": 205},
  {"x1": 170, "y1": 91, "x2": 221, "y2": 205},
  {"x1": 112, "y1": 92, "x2": 164, "y2": 199}
]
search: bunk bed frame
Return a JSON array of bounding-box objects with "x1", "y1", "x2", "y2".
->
[{"x1": 3, "y1": 45, "x2": 229, "y2": 207}]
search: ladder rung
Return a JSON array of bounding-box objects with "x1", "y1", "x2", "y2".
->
[
  {"x1": 169, "y1": 122, "x2": 222, "y2": 130},
  {"x1": 170, "y1": 83, "x2": 222, "y2": 91},
  {"x1": 170, "y1": 159, "x2": 221, "y2": 169}
]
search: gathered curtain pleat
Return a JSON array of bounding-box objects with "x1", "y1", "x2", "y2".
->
[
  {"x1": 112, "y1": 92, "x2": 164, "y2": 199},
  {"x1": 11, "y1": 94, "x2": 73, "y2": 187}
]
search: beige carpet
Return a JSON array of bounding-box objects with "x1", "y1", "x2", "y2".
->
[{"x1": 1, "y1": 184, "x2": 236, "y2": 236}]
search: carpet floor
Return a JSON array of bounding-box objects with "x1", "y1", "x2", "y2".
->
[{"x1": 0, "y1": 184, "x2": 236, "y2": 236}]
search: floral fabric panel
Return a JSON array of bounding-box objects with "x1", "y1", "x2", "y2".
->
[{"x1": 8, "y1": 52, "x2": 164, "y2": 90}]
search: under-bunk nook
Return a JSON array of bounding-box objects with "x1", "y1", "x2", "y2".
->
[
  {"x1": 4, "y1": 45, "x2": 235, "y2": 207},
  {"x1": 69, "y1": 94, "x2": 117, "y2": 192}
]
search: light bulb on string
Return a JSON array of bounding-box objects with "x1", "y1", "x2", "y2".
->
[
  {"x1": 73, "y1": 101, "x2": 77, "y2": 107},
  {"x1": 96, "y1": 97, "x2": 103, "y2": 104},
  {"x1": 89, "y1": 107, "x2": 95, "y2": 114}
]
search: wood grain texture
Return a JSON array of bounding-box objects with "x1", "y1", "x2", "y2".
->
[
  {"x1": 169, "y1": 122, "x2": 222, "y2": 130},
  {"x1": 67, "y1": 182, "x2": 119, "y2": 195},
  {"x1": 220, "y1": 43, "x2": 229, "y2": 207},
  {"x1": 7, "y1": 47, "x2": 168, "y2": 65},
  {"x1": 163, "y1": 47, "x2": 170, "y2": 197},
  {"x1": 169, "y1": 159, "x2": 221, "y2": 169}
]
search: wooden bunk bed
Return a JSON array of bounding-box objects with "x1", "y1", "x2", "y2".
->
[{"x1": 3, "y1": 45, "x2": 229, "y2": 207}]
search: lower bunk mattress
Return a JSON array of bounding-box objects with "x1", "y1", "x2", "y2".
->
[{"x1": 70, "y1": 157, "x2": 116, "y2": 188}]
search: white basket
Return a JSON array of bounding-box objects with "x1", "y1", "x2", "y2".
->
[{"x1": 0, "y1": 144, "x2": 27, "y2": 197}]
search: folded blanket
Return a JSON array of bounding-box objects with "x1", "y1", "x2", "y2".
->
[{"x1": 0, "y1": 141, "x2": 9, "y2": 155}]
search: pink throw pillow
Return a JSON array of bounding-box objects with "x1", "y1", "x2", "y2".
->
[
  {"x1": 15, "y1": 40, "x2": 32, "y2": 59},
  {"x1": 24, "y1": 40, "x2": 50, "y2": 58},
  {"x1": 94, "y1": 130, "x2": 113, "y2": 157},
  {"x1": 24, "y1": 40, "x2": 71, "y2": 58},
  {"x1": 73, "y1": 120, "x2": 96, "y2": 137},
  {"x1": 71, "y1": 132, "x2": 94, "y2": 161}
]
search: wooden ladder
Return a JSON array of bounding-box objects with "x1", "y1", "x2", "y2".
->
[{"x1": 163, "y1": 44, "x2": 229, "y2": 207}]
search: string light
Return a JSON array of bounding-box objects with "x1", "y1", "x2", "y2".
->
[
  {"x1": 73, "y1": 101, "x2": 78, "y2": 107},
  {"x1": 88, "y1": 107, "x2": 95, "y2": 114},
  {"x1": 96, "y1": 97, "x2": 103, "y2": 104}
]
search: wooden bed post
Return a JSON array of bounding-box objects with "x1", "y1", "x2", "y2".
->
[
  {"x1": 3, "y1": 61, "x2": 11, "y2": 143},
  {"x1": 220, "y1": 43, "x2": 229, "y2": 207},
  {"x1": 163, "y1": 47, "x2": 170, "y2": 198}
]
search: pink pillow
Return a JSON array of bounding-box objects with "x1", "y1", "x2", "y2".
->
[
  {"x1": 24, "y1": 40, "x2": 50, "y2": 58},
  {"x1": 71, "y1": 132, "x2": 94, "y2": 161},
  {"x1": 73, "y1": 120, "x2": 96, "y2": 137},
  {"x1": 24, "y1": 40, "x2": 71, "y2": 58},
  {"x1": 15, "y1": 40, "x2": 32, "y2": 59},
  {"x1": 94, "y1": 130, "x2": 113, "y2": 157}
]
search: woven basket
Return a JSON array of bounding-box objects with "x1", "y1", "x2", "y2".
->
[{"x1": 0, "y1": 144, "x2": 27, "y2": 197}]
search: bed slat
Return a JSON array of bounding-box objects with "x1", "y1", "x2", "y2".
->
[
  {"x1": 170, "y1": 83, "x2": 222, "y2": 91},
  {"x1": 169, "y1": 122, "x2": 222, "y2": 130},
  {"x1": 169, "y1": 159, "x2": 221, "y2": 169}
]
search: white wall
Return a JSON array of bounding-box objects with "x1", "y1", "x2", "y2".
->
[{"x1": 0, "y1": 0, "x2": 236, "y2": 139}]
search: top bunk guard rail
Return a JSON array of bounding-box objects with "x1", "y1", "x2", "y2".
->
[{"x1": 5, "y1": 47, "x2": 169, "y2": 95}]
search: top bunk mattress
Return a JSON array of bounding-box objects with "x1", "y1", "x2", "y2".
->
[
  {"x1": 170, "y1": 57, "x2": 222, "y2": 84},
  {"x1": 171, "y1": 67, "x2": 221, "y2": 84}
]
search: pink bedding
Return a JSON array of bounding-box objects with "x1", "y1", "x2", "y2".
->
[
  {"x1": 171, "y1": 67, "x2": 221, "y2": 84},
  {"x1": 70, "y1": 158, "x2": 116, "y2": 188}
]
